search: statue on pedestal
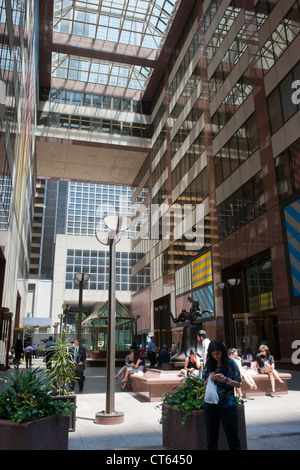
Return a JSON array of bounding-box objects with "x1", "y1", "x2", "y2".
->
[{"x1": 169, "y1": 297, "x2": 212, "y2": 365}]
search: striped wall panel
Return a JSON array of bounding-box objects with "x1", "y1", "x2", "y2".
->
[
  {"x1": 193, "y1": 284, "x2": 214, "y2": 317},
  {"x1": 284, "y1": 199, "x2": 300, "y2": 299},
  {"x1": 175, "y1": 263, "x2": 192, "y2": 296},
  {"x1": 176, "y1": 293, "x2": 191, "y2": 317},
  {"x1": 132, "y1": 288, "x2": 151, "y2": 331},
  {"x1": 191, "y1": 251, "x2": 212, "y2": 289}
]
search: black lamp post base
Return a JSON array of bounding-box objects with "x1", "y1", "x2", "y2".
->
[{"x1": 95, "y1": 410, "x2": 125, "y2": 425}]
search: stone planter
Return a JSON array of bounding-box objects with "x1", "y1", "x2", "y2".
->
[
  {"x1": 54, "y1": 394, "x2": 77, "y2": 431},
  {"x1": 162, "y1": 404, "x2": 247, "y2": 450},
  {"x1": 0, "y1": 414, "x2": 69, "y2": 450}
]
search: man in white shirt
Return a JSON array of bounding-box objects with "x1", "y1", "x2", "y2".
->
[
  {"x1": 197, "y1": 330, "x2": 210, "y2": 367},
  {"x1": 24, "y1": 344, "x2": 33, "y2": 368}
]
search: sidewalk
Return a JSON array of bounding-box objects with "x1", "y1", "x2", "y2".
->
[{"x1": 4, "y1": 358, "x2": 300, "y2": 451}]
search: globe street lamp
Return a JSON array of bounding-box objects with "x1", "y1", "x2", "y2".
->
[
  {"x1": 73, "y1": 273, "x2": 90, "y2": 343},
  {"x1": 95, "y1": 214, "x2": 131, "y2": 425},
  {"x1": 217, "y1": 278, "x2": 241, "y2": 347}
]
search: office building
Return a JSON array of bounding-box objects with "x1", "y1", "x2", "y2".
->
[{"x1": 0, "y1": 0, "x2": 299, "y2": 369}]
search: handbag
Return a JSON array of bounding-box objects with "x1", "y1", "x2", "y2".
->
[{"x1": 204, "y1": 376, "x2": 219, "y2": 404}]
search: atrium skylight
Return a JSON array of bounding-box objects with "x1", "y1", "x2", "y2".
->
[
  {"x1": 52, "y1": 53, "x2": 151, "y2": 90},
  {"x1": 52, "y1": 0, "x2": 178, "y2": 94}
]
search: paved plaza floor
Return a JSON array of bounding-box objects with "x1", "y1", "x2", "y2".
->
[{"x1": 3, "y1": 357, "x2": 300, "y2": 452}]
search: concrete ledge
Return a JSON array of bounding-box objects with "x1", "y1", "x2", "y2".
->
[
  {"x1": 129, "y1": 368, "x2": 292, "y2": 402},
  {"x1": 129, "y1": 369, "x2": 182, "y2": 402},
  {"x1": 241, "y1": 371, "x2": 292, "y2": 397}
]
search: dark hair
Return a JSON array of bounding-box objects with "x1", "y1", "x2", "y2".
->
[
  {"x1": 261, "y1": 347, "x2": 270, "y2": 359},
  {"x1": 189, "y1": 348, "x2": 197, "y2": 356},
  {"x1": 206, "y1": 340, "x2": 229, "y2": 372}
]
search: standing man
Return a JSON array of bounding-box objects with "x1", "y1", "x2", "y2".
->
[
  {"x1": 147, "y1": 336, "x2": 157, "y2": 367},
  {"x1": 44, "y1": 336, "x2": 56, "y2": 369},
  {"x1": 72, "y1": 339, "x2": 86, "y2": 392},
  {"x1": 24, "y1": 344, "x2": 33, "y2": 368},
  {"x1": 197, "y1": 330, "x2": 210, "y2": 367}
]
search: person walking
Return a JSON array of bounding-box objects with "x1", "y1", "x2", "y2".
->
[
  {"x1": 203, "y1": 340, "x2": 242, "y2": 450},
  {"x1": 14, "y1": 339, "x2": 23, "y2": 368}
]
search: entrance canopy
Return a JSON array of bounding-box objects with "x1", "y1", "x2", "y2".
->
[{"x1": 82, "y1": 299, "x2": 135, "y2": 351}]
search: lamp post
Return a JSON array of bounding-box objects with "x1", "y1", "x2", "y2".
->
[
  {"x1": 217, "y1": 278, "x2": 241, "y2": 347},
  {"x1": 73, "y1": 273, "x2": 90, "y2": 343},
  {"x1": 62, "y1": 304, "x2": 71, "y2": 333},
  {"x1": 95, "y1": 214, "x2": 131, "y2": 425},
  {"x1": 58, "y1": 313, "x2": 64, "y2": 339}
]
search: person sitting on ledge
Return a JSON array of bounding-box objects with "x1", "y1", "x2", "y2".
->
[
  {"x1": 228, "y1": 348, "x2": 257, "y2": 393},
  {"x1": 181, "y1": 348, "x2": 201, "y2": 376},
  {"x1": 121, "y1": 349, "x2": 145, "y2": 390},
  {"x1": 115, "y1": 349, "x2": 134, "y2": 382},
  {"x1": 157, "y1": 344, "x2": 170, "y2": 368},
  {"x1": 256, "y1": 346, "x2": 284, "y2": 395}
]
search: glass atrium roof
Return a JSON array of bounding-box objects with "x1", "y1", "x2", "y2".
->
[{"x1": 52, "y1": 0, "x2": 178, "y2": 93}]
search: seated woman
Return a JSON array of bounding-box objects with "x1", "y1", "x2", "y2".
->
[
  {"x1": 181, "y1": 348, "x2": 201, "y2": 376},
  {"x1": 115, "y1": 349, "x2": 134, "y2": 382},
  {"x1": 121, "y1": 349, "x2": 145, "y2": 390},
  {"x1": 228, "y1": 348, "x2": 257, "y2": 393},
  {"x1": 241, "y1": 347, "x2": 253, "y2": 367},
  {"x1": 157, "y1": 344, "x2": 170, "y2": 368},
  {"x1": 256, "y1": 346, "x2": 284, "y2": 394}
]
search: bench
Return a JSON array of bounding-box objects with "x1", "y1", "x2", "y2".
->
[
  {"x1": 240, "y1": 370, "x2": 292, "y2": 397},
  {"x1": 129, "y1": 368, "x2": 182, "y2": 402},
  {"x1": 129, "y1": 367, "x2": 292, "y2": 402}
]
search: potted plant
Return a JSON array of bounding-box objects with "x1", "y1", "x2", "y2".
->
[
  {"x1": 0, "y1": 367, "x2": 75, "y2": 450},
  {"x1": 47, "y1": 331, "x2": 77, "y2": 431},
  {"x1": 159, "y1": 373, "x2": 247, "y2": 450}
]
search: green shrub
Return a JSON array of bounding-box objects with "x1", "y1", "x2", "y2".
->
[{"x1": 0, "y1": 367, "x2": 76, "y2": 423}]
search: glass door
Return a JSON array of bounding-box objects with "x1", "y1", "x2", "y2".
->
[{"x1": 233, "y1": 313, "x2": 280, "y2": 358}]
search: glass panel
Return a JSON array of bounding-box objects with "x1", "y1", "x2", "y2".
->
[{"x1": 246, "y1": 265, "x2": 259, "y2": 312}]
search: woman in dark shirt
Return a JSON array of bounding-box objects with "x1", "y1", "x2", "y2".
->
[
  {"x1": 203, "y1": 340, "x2": 242, "y2": 450},
  {"x1": 256, "y1": 346, "x2": 284, "y2": 394},
  {"x1": 183, "y1": 348, "x2": 201, "y2": 376}
]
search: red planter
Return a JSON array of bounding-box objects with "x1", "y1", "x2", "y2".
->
[
  {"x1": 162, "y1": 404, "x2": 247, "y2": 450},
  {"x1": 0, "y1": 414, "x2": 69, "y2": 450}
]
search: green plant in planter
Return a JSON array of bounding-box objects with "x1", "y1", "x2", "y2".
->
[
  {"x1": 159, "y1": 373, "x2": 206, "y2": 425},
  {"x1": 0, "y1": 367, "x2": 75, "y2": 423},
  {"x1": 47, "y1": 331, "x2": 77, "y2": 396},
  {"x1": 158, "y1": 373, "x2": 246, "y2": 425}
]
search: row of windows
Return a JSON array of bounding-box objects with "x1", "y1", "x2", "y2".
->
[
  {"x1": 49, "y1": 88, "x2": 147, "y2": 114},
  {"x1": 260, "y1": 1, "x2": 300, "y2": 73},
  {"x1": 267, "y1": 61, "x2": 300, "y2": 134},
  {"x1": 171, "y1": 99, "x2": 204, "y2": 158},
  {"x1": 217, "y1": 171, "x2": 265, "y2": 240},
  {"x1": 65, "y1": 249, "x2": 132, "y2": 291},
  {"x1": 214, "y1": 113, "x2": 259, "y2": 187},
  {"x1": 275, "y1": 137, "x2": 300, "y2": 200},
  {"x1": 211, "y1": 69, "x2": 253, "y2": 138},
  {"x1": 203, "y1": 0, "x2": 223, "y2": 32},
  {"x1": 206, "y1": 2, "x2": 241, "y2": 61},
  {"x1": 37, "y1": 112, "x2": 152, "y2": 138},
  {"x1": 208, "y1": 22, "x2": 248, "y2": 91},
  {"x1": 172, "y1": 129, "x2": 206, "y2": 189}
]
